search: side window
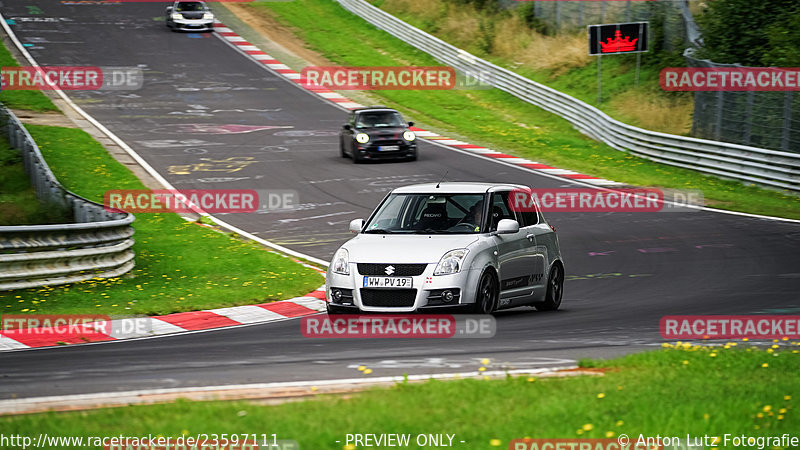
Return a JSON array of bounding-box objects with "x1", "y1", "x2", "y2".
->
[
  {"x1": 489, "y1": 192, "x2": 513, "y2": 231},
  {"x1": 349, "y1": 113, "x2": 356, "y2": 127},
  {"x1": 506, "y1": 189, "x2": 538, "y2": 227},
  {"x1": 518, "y1": 203, "x2": 539, "y2": 227}
]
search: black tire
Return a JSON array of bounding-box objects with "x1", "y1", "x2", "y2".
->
[
  {"x1": 536, "y1": 264, "x2": 563, "y2": 311},
  {"x1": 352, "y1": 150, "x2": 363, "y2": 164},
  {"x1": 471, "y1": 270, "x2": 498, "y2": 314},
  {"x1": 407, "y1": 152, "x2": 417, "y2": 162},
  {"x1": 340, "y1": 138, "x2": 348, "y2": 158}
]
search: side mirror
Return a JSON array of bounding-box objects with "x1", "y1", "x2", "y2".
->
[
  {"x1": 343, "y1": 124, "x2": 351, "y2": 130},
  {"x1": 166, "y1": 6, "x2": 173, "y2": 12},
  {"x1": 349, "y1": 219, "x2": 365, "y2": 234},
  {"x1": 408, "y1": 121, "x2": 414, "y2": 127},
  {"x1": 495, "y1": 219, "x2": 519, "y2": 235}
]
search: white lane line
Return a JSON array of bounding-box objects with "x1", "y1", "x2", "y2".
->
[
  {"x1": 278, "y1": 211, "x2": 356, "y2": 224},
  {"x1": 0, "y1": 365, "x2": 577, "y2": 414}
]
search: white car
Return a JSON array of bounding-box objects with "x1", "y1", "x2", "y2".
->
[
  {"x1": 166, "y1": 1, "x2": 215, "y2": 32},
  {"x1": 326, "y1": 182, "x2": 564, "y2": 314}
]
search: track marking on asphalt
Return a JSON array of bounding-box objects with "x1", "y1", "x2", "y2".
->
[{"x1": 0, "y1": 365, "x2": 579, "y2": 413}]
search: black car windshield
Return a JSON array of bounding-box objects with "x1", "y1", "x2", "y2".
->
[
  {"x1": 356, "y1": 111, "x2": 405, "y2": 128},
  {"x1": 176, "y1": 2, "x2": 206, "y2": 11},
  {"x1": 363, "y1": 193, "x2": 487, "y2": 234}
]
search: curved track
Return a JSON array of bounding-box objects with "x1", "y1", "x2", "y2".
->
[{"x1": 1, "y1": 1, "x2": 799, "y2": 399}]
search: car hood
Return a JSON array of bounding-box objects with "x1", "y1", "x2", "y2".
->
[
  {"x1": 179, "y1": 11, "x2": 206, "y2": 19},
  {"x1": 343, "y1": 234, "x2": 478, "y2": 264},
  {"x1": 362, "y1": 127, "x2": 407, "y2": 137}
]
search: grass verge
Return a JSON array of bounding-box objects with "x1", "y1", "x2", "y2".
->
[
  {"x1": 0, "y1": 135, "x2": 72, "y2": 225},
  {"x1": 0, "y1": 39, "x2": 59, "y2": 112},
  {"x1": 375, "y1": 0, "x2": 695, "y2": 135},
  {"x1": 2, "y1": 343, "x2": 798, "y2": 449},
  {"x1": 241, "y1": 0, "x2": 798, "y2": 219},
  {"x1": 0, "y1": 125, "x2": 324, "y2": 315}
]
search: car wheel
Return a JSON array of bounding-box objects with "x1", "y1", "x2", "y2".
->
[
  {"x1": 536, "y1": 264, "x2": 563, "y2": 311},
  {"x1": 352, "y1": 150, "x2": 363, "y2": 164},
  {"x1": 340, "y1": 138, "x2": 348, "y2": 158},
  {"x1": 471, "y1": 270, "x2": 498, "y2": 314},
  {"x1": 407, "y1": 152, "x2": 417, "y2": 162}
]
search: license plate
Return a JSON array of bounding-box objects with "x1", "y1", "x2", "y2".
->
[
  {"x1": 377, "y1": 145, "x2": 399, "y2": 152},
  {"x1": 363, "y1": 276, "x2": 413, "y2": 288}
]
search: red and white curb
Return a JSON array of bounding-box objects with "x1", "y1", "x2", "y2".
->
[
  {"x1": 212, "y1": 22, "x2": 623, "y2": 187},
  {"x1": 0, "y1": 287, "x2": 328, "y2": 352}
]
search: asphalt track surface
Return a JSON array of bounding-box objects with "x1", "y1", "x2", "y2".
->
[{"x1": 1, "y1": 1, "x2": 799, "y2": 400}]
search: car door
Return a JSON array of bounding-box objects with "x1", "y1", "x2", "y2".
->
[
  {"x1": 490, "y1": 191, "x2": 537, "y2": 306},
  {"x1": 515, "y1": 197, "x2": 548, "y2": 303}
]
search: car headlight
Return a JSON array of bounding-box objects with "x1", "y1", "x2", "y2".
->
[
  {"x1": 171, "y1": 13, "x2": 182, "y2": 20},
  {"x1": 203, "y1": 12, "x2": 214, "y2": 20},
  {"x1": 355, "y1": 133, "x2": 370, "y2": 144},
  {"x1": 403, "y1": 130, "x2": 416, "y2": 141},
  {"x1": 434, "y1": 249, "x2": 469, "y2": 275},
  {"x1": 331, "y1": 248, "x2": 350, "y2": 275}
]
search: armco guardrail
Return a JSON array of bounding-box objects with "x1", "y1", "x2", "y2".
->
[
  {"x1": 0, "y1": 105, "x2": 135, "y2": 291},
  {"x1": 337, "y1": 0, "x2": 800, "y2": 192}
]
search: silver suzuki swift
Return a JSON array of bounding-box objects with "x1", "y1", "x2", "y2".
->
[{"x1": 325, "y1": 182, "x2": 564, "y2": 314}]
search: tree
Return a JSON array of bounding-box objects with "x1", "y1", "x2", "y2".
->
[{"x1": 696, "y1": 0, "x2": 800, "y2": 66}]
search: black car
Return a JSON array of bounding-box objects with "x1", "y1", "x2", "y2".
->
[{"x1": 339, "y1": 107, "x2": 417, "y2": 163}]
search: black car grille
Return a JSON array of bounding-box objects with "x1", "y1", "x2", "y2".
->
[
  {"x1": 372, "y1": 139, "x2": 404, "y2": 146},
  {"x1": 360, "y1": 289, "x2": 417, "y2": 307},
  {"x1": 357, "y1": 263, "x2": 427, "y2": 276}
]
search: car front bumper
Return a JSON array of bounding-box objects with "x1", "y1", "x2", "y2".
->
[
  {"x1": 169, "y1": 19, "x2": 214, "y2": 31},
  {"x1": 355, "y1": 142, "x2": 416, "y2": 160},
  {"x1": 326, "y1": 263, "x2": 480, "y2": 313}
]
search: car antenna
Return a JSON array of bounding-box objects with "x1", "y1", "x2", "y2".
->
[{"x1": 435, "y1": 170, "x2": 449, "y2": 188}]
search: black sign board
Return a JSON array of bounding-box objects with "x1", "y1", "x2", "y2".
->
[{"x1": 589, "y1": 22, "x2": 648, "y2": 56}]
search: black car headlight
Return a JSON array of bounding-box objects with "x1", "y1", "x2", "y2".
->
[
  {"x1": 355, "y1": 133, "x2": 370, "y2": 144},
  {"x1": 403, "y1": 131, "x2": 416, "y2": 142}
]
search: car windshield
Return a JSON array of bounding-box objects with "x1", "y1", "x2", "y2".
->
[
  {"x1": 355, "y1": 111, "x2": 405, "y2": 128},
  {"x1": 176, "y1": 2, "x2": 206, "y2": 11},
  {"x1": 363, "y1": 193, "x2": 487, "y2": 234}
]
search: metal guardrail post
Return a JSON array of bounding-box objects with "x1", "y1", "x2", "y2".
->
[{"x1": 0, "y1": 105, "x2": 136, "y2": 291}]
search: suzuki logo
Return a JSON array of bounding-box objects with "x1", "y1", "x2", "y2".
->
[{"x1": 385, "y1": 265, "x2": 395, "y2": 275}]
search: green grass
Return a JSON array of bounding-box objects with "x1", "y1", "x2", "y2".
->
[
  {"x1": 0, "y1": 125, "x2": 324, "y2": 315},
  {"x1": 0, "y1": 40, "x2": 59, "y2": 112},
  {"x1": 0, "y1": 136, "x2": 72, "y2": 225},
  {"x1": 3, "y1": 343, "x2": 798, "y2": 449},
  {"x1": 244, "y1": 0, "x2": 799, "y2": 219}
]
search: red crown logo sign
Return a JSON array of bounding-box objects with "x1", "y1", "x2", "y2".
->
[{"x1": 600, "y1": 30, "x2": 638, "y2": 53}]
